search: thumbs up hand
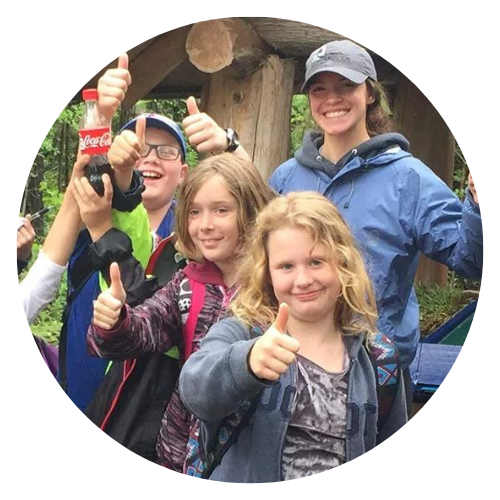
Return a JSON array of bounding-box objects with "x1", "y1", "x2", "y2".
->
[
  {"x1": 93, "y1": 262, "x2": 127, "y2": 330},
  {"x1": 248, "y1": 304, "x2": 300, "y2": 381},
  {"x1": 182, "y1": 96, "x2": 228, "y2": 154},
  {"x1": 97, "y1": 53, "x2": 132, "y2": 122},
  {"x1": 108, "y1": 115, "x2": 146, "y2": 174}
]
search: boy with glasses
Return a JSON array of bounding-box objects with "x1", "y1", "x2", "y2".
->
[{"x1": 112, "y1": 113, "x2": 188, "y2": 245}]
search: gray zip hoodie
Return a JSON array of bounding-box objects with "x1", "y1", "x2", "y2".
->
[
  {"x1": 295, "y1": 130, "x2": 410, "y2": 179},
  {"x1": 180, "y1": 317, "x2": 407, "y2": 483}
]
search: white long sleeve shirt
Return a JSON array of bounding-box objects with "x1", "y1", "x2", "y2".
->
[{"x1": 19, "y1": 250, "x2": 66, "y2": 324}]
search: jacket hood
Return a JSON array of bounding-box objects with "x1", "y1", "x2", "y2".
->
[
  {"x1": 183, "y1": 259, "x2": 227, "y2": 286},
  {"x1": 295, "y1": 130, "x2": 411, "y2": 177}
]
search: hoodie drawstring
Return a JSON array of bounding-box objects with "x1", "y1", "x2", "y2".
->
[{"x1": 344, "y1": 179, "x2": 355, "y2": 209}]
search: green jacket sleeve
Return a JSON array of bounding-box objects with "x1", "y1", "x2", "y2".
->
[{"x1": 98, "y1": 203, "x2": 152, "y2": 292}]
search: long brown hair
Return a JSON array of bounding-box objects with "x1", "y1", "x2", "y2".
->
[
  {"x1": 174, "y1": 153, "x2": 276, "y2": 261},
  {"x1": 366, "y1": 79, "x2": 393, "y2": 136}
]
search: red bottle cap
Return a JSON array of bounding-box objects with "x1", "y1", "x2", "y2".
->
[{"x1": 82, "y1": 88, "x2": 98, "y2": 101}]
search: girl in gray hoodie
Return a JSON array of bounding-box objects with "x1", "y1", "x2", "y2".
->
[{"x1": 180, "y1": 191, "x2": 407, "y2": 482}]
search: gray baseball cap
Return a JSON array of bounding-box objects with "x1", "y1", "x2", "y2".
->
[{"x1": 302, "y1": 40, "x2": 377, "y2": 91}]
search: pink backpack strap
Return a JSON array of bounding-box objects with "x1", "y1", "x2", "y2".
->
[{"x1": 183, "y1": 279, "x2": 206, "y2": 361}]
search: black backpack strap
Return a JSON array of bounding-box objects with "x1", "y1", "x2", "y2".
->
[
  {"x1": 201, "y1": 396, "x2": 259, "y2": 479},
  {"x1": 200, "y1": 325, "x2": 261, "y2": 478}
]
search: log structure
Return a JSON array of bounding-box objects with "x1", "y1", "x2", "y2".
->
[{"x1": 75, "y1": 17, "x2": 460, "y2": 287}]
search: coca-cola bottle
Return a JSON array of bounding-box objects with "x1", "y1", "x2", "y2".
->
[{"x1": 78, "y1": 88, "x2": 113, "y2": 196}]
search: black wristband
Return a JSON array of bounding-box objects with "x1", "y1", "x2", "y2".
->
[{"x1": 224, "y1": 128, "x2": 240, "y2": 153}]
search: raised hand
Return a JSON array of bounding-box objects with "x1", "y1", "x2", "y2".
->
[
  {"x1": 108, "y1": 115, "x2": 145, "y2": 174},
  {"x1": 248, "y1": 303, "x2": 300, "y2": 381},
  {"x1": 468, "y1": 172, "x2": 479, "y2": 205},
  {"x1": 93, "y1": 262, "x2": 127, "y2": 330},
  {"x1": 17, "y1": 217, "x2": 36, "y2": 262},
  {"x1": 97, "y1": 53, "x2": 132, "y2": 122},
  {"x1": 182, "y1": 96, "x2": 228, "y2": 154},
  {"x1": 70, "y1": 173, "x2": 113, "y2": 241}
]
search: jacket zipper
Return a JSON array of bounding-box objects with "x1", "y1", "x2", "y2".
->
[{"x1": 279, "y1": 360, "x2": 297, "y2": 480}]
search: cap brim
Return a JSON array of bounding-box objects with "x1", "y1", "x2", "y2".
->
[
  {"x1": 120, "y1": 116, "x2": 186, "y2": 160},
  {"x1": 301, "y1": 67, "x2": 368, "y2": 92},
  {"x1": 121, "y1": 116, "x2": 178, "y2": 136}
]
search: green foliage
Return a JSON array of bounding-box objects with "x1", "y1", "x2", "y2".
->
[
  {"x1": 453, "y1": 144, "x2": 468, "y2": 200},
  {"x1": 30, "y1": 278, "x2": 66, "y2": 346},
  {"x1": 290, "y1": 95, "x2": 316, "y2": 156},
  {"x1": 415, "y1": 274, "x2": 478, "y2": 337},
  {"x1": 20, "y1": 240, "x2": 66, "y2": 346}
]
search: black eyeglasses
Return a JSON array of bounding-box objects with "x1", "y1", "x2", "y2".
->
[{"x1": 141, "y1": 143, "x2": 182, "y2": 161}]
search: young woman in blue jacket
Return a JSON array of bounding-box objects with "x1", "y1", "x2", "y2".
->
[
  {"x1": 184, "y1": 40, "x2": 482, "y2": 380},
  {"x1": 267, "y1": 40, "x2": 482, "y2": 385}
]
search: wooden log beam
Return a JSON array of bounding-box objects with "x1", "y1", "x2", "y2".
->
[{"x1": 186, "y1": 18, "x2": 267, "y2": 73}]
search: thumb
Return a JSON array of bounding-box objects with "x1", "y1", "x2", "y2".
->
[
  {"x1": 136, "y1": 116, "x2": 146, "y2": 149},
  {"x1": 109, "y1": 262, "x2": 125, "y2": 300},
  {"x1": 102, "y1": 173, "x2": 113, "y2": 203},
  {"x1": 73, "y1": 150, "x2": 90, "y2": 178},
  {"x1": 273, "y1": 303, "x2": 289, "y2": 334},
  {"x1": 186, "y1": 96, "x2": 200, "y2": 116},
  {"x1": 118, "y1": 53, "x2": 129, "y2": 70}
]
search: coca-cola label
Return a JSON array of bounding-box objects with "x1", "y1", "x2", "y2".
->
[{"x1": 78, "y1": 127, "x2": 112, "y2": 155}]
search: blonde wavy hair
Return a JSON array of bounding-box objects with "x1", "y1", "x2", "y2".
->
[
  {"x1": 231, "y1": 191, "x2": 378, "y2": 337},
  {"x1": 174, "y1": 153, "x2": 276, "y2": 261}
]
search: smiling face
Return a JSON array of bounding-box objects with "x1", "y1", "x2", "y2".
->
[
  {"x1": 187, "y1": 174, "x2": 241, "y2": 276},
  {"x1": 137, "y1": 127, "x2": 187, "y2": 212},
  {"x1": 308, "y1": 72, "x2": 373, "y2": 144},
  {"x1": 267, "y1": 226, "x2": 341, "y2": 325}
]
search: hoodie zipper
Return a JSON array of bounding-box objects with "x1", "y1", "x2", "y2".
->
[
  {"x1": 279, "y1": 359, "x2": 297, "y2": 480},
  {"x1": 216, "y1": 285, "x2": 239, "y2": 322}
]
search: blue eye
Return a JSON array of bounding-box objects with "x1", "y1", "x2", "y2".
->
[{"x1": 281, "y1": 263, "x2": 293, "y2": 271}]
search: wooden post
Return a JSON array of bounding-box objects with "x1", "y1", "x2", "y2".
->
[
  {"x1": 202, "y1": 55, "x2": 295, "y2": 179},
  {"x1": 392, "y1": 75, "x2": 456, "y2": 286}
]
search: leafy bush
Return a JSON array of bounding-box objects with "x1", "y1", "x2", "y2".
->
[{"x1": 415, "y1": 274, "x2": 479, "y2": 337}]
